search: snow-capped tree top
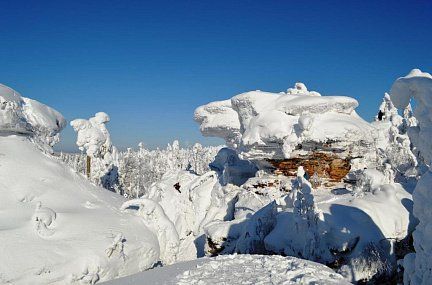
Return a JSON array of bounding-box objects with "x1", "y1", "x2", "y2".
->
[{"x1": 70, "y1": 112, "x2": 113, "y2": 157}]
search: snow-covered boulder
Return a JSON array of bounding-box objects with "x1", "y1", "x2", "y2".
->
[
  {"x1": 194, "y1": 83, "x2": 376, "y2": 162},
  {"x1": 0, "y1": 83, "x2": 66, "y2": 146}
]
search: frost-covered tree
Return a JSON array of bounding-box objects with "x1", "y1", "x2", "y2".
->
[
  {"x1": 375, "y1": 93, "x2": 399, "y2": 122},
  {"x1": 374, "y1": 93, "x2": 418, "y2": 180},
  {"x1": 61, "y1": 140, "x2": 221, "y2": 198},
  {"x1": 286, "y1": 166, "x2": 327, "y2": 261},
  {"x1": 390, "y1": 69, "x2": 432, "y2": 285},
  {"x1": 70, "y1": 112, "x2": 119, "y2": 191}
]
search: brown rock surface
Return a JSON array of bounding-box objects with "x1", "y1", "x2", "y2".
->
[{"x1": 268, "y1": 152, "x2": 351, "y2": 182}]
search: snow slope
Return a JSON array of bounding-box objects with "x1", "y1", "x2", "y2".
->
[
  {"x1": 103, "y1": 254, "x2": 351, "y2": 285},
  {"x1": 0, "y1": 135, "x2": 160, "y2": 284}
]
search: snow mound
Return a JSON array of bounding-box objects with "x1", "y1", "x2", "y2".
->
[
  {"x1": 194, "y1": 83, "x2": 375, "y2": 159},
  {"x1": 104, "y1": 254, "x2": 350, "y2": 285},
  {"x1": 0, "y1": 135, "x2": 160, "y2": 284},
  {"x1": 0, "y1": 83, "x2": 66, "y2": 146}
]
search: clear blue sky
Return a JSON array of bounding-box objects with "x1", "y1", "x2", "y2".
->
[{"x1": 0, "y1": 0, "x2": 431, "y2": 151}]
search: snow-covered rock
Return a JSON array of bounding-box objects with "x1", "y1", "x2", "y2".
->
[
  {"x1": 0, "y1": 83, "x2": 66, "y2": 146},
  {"x1": 194, "y1": 83, "x2": 375, "y2": 161}
]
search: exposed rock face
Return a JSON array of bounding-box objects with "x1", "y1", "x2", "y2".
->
[{"x1": 268, "y1": 152, "x2": 351, "y2": 183}]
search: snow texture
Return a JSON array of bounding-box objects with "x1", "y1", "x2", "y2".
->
[
  {"x1": 0, "y1": 83, "x2": 66, "y2": 146},
  {"x1": 390, "y1": 69, "x2": 432, "y2": 285},
  {"x1": 0, "y1": 135, "x2": 161, "y2": 284},
  {"x1": 103, "y1": 254, "x2": 350, "y2": 285},
  {"x1": 194, "y1": 83, "x2": 375, "y2": 160}
]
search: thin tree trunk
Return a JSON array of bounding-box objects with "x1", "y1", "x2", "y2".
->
[{"x1": 86, "y1": 156, "x2": 91, "y2": 178}]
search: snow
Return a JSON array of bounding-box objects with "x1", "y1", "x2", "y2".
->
[
  {"x1": 70, "y1": 112, "x2": 119, "y2": 190},
  {"x1": 0, "y1": 135, "x2": 161, "y2": 284},
  {"x1": 103, "y1": 254, "x2": 350, "y2": 285},
  {"x1": 0, "y1": 76, "x2": 424, "y2": 284},
  {"x1": 390, "y1": 69, "x2": 432, "y2": 285},
  {"x1": 70, "y1": 112, "x2": 113, "y2": 158},
  {"x1": 0, "y1": 83, "x2": 66, "y2": 146},
  {"x1": 194, "y1": 83, "x2": 375, "y2": 160}
]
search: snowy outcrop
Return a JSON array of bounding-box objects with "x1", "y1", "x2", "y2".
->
[
  {"x1": 194, "y1": 100, "x2": 241, "y2": 148},
  {"x1": 390, "y1": 69, "x2": 432, "y2": 285},
  {"x1": 0, "y1": 83, "x2": 66, "y2": 146},
  {"x1": 194, "y1": 83, "x2": 376, "y2": 161}
]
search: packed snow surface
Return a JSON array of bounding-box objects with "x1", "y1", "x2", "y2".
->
[
  {"x1": 104, "y1": 254, "x2": 350, "y2": 285},
  {"x1": 0, "y1": 135, "x2": 161, "y2": 284},
  {"x1": 194, "y1": 83, "x2": 375, "y2": 159}
]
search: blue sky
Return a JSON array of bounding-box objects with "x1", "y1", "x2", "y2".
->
[{"x1": 0, "y1": 0, "x2": 431, "y2": 151}]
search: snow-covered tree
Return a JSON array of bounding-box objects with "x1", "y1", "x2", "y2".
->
[
  {"x1": 374, "y1": 93, "x2": 418, "y2": 180},
  {"x1": 390, "y1": 69, "x2": 432, "y2": 285},
  {"x1": 286, "y1": 166, "x2": 327, "y2": 261},
  {"x1": 70, "y1": 112, "x2": 119, "y2": 191}
]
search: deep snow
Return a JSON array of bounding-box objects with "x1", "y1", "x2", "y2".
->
[{"x1": 0, "y1": 135, "x2": 160, "y2": 284}]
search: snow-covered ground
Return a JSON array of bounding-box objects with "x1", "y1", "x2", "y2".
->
[
  {"x1": 103, "y1": 254, "x2": 350, "y2": 285},
  {"x1": 2, "y1": 69, "x2": 432, "y2": 285},
  {"x1": 0, "y1": 135, "x2": 161, "y2": 284}
]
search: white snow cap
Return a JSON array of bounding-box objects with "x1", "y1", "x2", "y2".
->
[
  {"x1": 287, "y1": 82, "x2": 321, "y2": 96},
  {"x1": 0, "y1": 83, "x2": 66, "y2": 145},
  {"x1": 194, "y1": 82, "x2": 374, "y2": 159}
]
